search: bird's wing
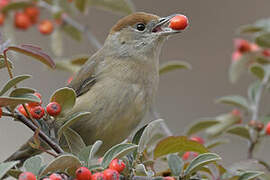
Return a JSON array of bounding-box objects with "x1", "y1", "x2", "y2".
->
[{"x1": 67, "y1": 50, "x2": 104, "y2": 97}]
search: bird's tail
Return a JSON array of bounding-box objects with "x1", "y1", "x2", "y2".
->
[{"x1": 4, "y1": 137, "x2": 42, "y2": 164}]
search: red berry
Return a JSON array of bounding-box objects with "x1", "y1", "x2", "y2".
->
[
  {"x1": 231, "y1": 109, "x2": 242, "y2": 124},
  {"x1": 92, "y1": 172, "x2": 106, "y2": 180},
  {"x1": 28, "y1": 92, "x2": 42, "y2": 107},
  {"x1": 190, "y1": 136, "x2": 204, "y2": 145},
  {"x1": 263, "y1": 49, "x2": 270, "y2": 57},
  {"x1": 14, "y1": 12, "x2": 31, "y2": 30},
  {"x1": 76, "y1": 167, "x2": 92, "y2": 180},
  {"x1": 0, "y1": 13, "x2": 5, "y2": 26},
  {"x1": 266, "y1": 122, "x2": 270, "y2": 135},
  {"x1": 29, "y1": 106, "x2": 45, "y2": 119},
  {"x1": 46, "y1": 102, "x2": 62, "y2": 116},
  {"x1": 164, "y1": 177, "x2": 175, "y2": 180},
  {"x1": 0, "y1": 0, "x2": 10, "y2": 9},
  {"x1": 182, "y1": 152, "x2": 198, "y2": 161},
  {"x1": 24, "y1": 6, "x2": 39, "y2": 23},
  {"x1": 67, "y1": 76, "x2": 73, "y2": 84},
  {"x1": 232, "y1": 51, "x2": 242, "y2": 62},
  {"x1": 169, "y1": 15, "x2": 188, "y2": 30},
  {"x1": 103, "y1": 169, "x2": 120, "y2": 180},
  {"x1": 234, "y1": 39, "x2": 251, "y2": 53},
  {"x1": 49, "y1": 173, "x2": 62, "y2": 180},
  {"x1": 38, "y1": 20, "x2": 54, "y2": 35},
  {"x1": 19, "y1": 172, "x2": 36, "y2": 180},
  {"x1": 18, "y1": 104, "x2": 30, "y2": 118},
  {"x1": 109, "y1": 159, "x2": 126, "y2": 173},
  {"x1": 0, "y1": 108, "x2": 2, "y2": 118}
]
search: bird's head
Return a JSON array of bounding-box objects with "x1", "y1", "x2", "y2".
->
[{"x1": 104, "y1": 12, "x2": 187, "y2": 58}]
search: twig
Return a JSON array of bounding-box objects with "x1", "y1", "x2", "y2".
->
[
  {"x1": 248, "y1": 66, "x2": 270, "y2": 159},
  {"x1": 14, "y1": 113, "x2": 64, "y2": 154},
  {"x1": 38, "y1": 1, "x2": 102, "y2": 51}
]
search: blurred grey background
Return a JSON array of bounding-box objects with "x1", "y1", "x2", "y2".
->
[{"x1": 1, "y1": 0, "x2": 270, "y2": 169}]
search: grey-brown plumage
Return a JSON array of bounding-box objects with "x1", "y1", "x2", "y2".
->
[{"x1": 5, "y1": 12, "x2": 183, "y2": 162}]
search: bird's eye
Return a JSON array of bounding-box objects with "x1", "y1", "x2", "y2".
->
[{"x1": 136, "y1": 23, "x2": 145, "y2": 31}]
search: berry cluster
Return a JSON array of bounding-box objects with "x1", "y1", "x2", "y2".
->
[
  {"x1": 0, "y1": 0, "x2": 54, "y2": 35},
  {"x1": 19, "y1": 158, "x2": 126, "y2": 180},
  {"x1": 17, "y1": 92, "x2": 61, "y2": 119},
  {"x1": 232, "y1": 38, "x2": 270, "y2": 62}
]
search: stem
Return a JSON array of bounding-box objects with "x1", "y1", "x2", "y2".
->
[
  {"x1": 248, "y1": 67, "x2": 270, "y2": 159},
  {"x1": 14, "y1": 113, "x2": 64, "y2": 154},
  {"x1": 3, "y1": 48, "x2": 14, "y2": 80}
]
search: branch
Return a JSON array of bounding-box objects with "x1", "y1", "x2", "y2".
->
[
  {"x1": 248, "y1": 67, "x2": 270, "y2": 159},
  {"x1": 14, "y1": 112, "x2": 64, "y2": 154}
]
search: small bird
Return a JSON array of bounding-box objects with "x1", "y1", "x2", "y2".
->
[{"x1": 5, "y1": 12, "x2": 186, "y2": 162}]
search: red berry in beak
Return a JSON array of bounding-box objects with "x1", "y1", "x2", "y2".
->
[{"x1": 169, "y1": 15, "x2": 188, "y2": 30}]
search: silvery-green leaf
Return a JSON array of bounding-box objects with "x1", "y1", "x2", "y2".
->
[
  {"x1": 63, "y1": 128, "x2": 86, "y2": 155},
  {"x1": 184, "y1": 153, "x2": 222, "y2": 176}
]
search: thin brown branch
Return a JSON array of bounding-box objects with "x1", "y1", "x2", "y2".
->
[{"x1": 14, "y1": 112, "x2": 64, "y2": 154}]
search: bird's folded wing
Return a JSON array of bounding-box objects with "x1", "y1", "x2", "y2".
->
[{"x1": 67, "y1": 50, "x2": 104, "y2": 97}]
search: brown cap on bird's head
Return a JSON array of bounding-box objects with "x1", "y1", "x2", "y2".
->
[{"x1": 110, "y1": 12, "x2": 159, "y2": 34}]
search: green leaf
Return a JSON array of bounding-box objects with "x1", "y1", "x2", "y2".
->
[
  {"x1": 23, "y1": 155, "x2": 42, "y2": 175},
  {"x1": 55, "y1": 61, "x2": 81, "y2": 73},
  {"x1": 229, "y1": 54, "x2": 252, "y2": 83},
  {"x1": 159, "y1": 61, "x2": 191, "y2": 75},
  {"x1": 0, "y1": 57, "x2": 13, "y2": 69},
  {"x1": 57, "y1": 112, "x2": 91, "y2": 139},
  {"x1": 154, "y1": 136, "x2": 209, "y2": 159},
  {"x1": 7, "y1": 169, "x2": 23, "y2": 179},
  {"x1": 249, "y1": 64, "x2": 265, "y2": 80},
  {"x1": 89, "y1": 0, "x2": 135, "y2": 15},
  {"x1": 70, "y1": 55, "x2": 89, "y2": 65},
  {"x1": 5, "y1": 45, "x2": 55, "y2": 69},
  {"x1": 9, "y1": 88, "x2": 36, "y2": 97},
  {"x1": 205, "y1": 113, "x2": 241, "y2": 138},
  {"x1": 0, "y1": 94, "x2": 40, "y2": 107},
  {"x1": 167, "y1": 154, "x2": 183, "y2": 176},
  {"x1": 61, "y1": 24, "x2": 82, "y2": 41},
  {"x1": 238, "y1": 25, "x2": 264, "y2": 34},
  {"x1": 226, "y1": 126, "x2": 251, "y2": 140},
  {"x1": 101, "y1": 143, "x2": 138, "y2": 168},
  {"x1": 256, "y1": 33, "x2": 270, "y2": 48},
  {"x1": 75, "y1": 0, "x2": 89, "y2": 13},
  {"x1": 137, "y1": 119, "x2": 168, "y2": 154},
  {"x1": 88, "y1": 140, "x2": 103, "y2": 167},
  {"x1": 134, "y1": 164, "x2": 148, "y2": 176},
  {"x1": 186, "y1": 120, "x2": 219, "y2": 136},
  {"x1": 216, "y1": 95, "x2": 250, "y2": 111},
  {"x1": 0, "y1": 75, "x2": 31, "y2": 96},
  {"x1": 78, "y1": 145, "x2": 93, "y2": 163},
  {"x1": 39, "y1": 154, "x2": 81, "y2": 177},
  {"x1": 132, "y1": 125, "x2": 148, "y2": 145},
  {"x1": 205, "y1": 139, "x2": 229, "y2": 149},
  {"x1": 184, "y1": 153, "x2": 221, "y2": 176},
  {"x1": 1, "y1": 1, "x2": 31, "y2": 13},
  {"x1": 239, "y1": 171, "x2": 264, "y2": 180},
  {"x1": 0, "y1": 161, "x2": 19, "y2": 179},
  {"x1": 50, "y1": 87, "x2": 76, "y2": 115},
  {"x1": 63, "y1": 128, "x2": 86, "y2": 155},
  {"x1": 228, "y1": 159, "x2": 266, "y2": 174},
  {"x1": 51, "y1": 28, "x2": 63, "y2": 56},
  {"x1": 248, "y1": 81, "x2": 260, "y2": 103}
]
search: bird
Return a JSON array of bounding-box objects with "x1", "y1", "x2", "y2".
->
[{"x1": 5, "y1": 12, "x2": 186, "y2": 163}]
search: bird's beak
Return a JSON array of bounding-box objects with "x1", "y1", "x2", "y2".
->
[{"x1": 152, "y1": 14, "x2": 183, "y2": 35}]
